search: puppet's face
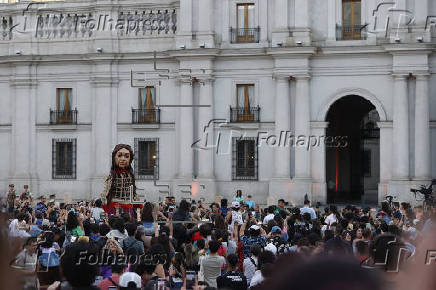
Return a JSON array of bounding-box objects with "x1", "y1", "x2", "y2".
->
[{"x1": 115, "y1": 148, "x2": 131, "y2": 169}]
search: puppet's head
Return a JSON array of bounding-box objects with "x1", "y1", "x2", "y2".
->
[{"x1": 111, "y1": 144, "x2": 134, "y2": 171}]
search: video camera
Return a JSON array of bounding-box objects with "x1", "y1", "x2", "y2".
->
[
  {"x1": 410, "y1": 179, "x2": 436, "y2": 201},
  {"x1": 411, "y1": 179, "x2": 436, "y2": 209}
]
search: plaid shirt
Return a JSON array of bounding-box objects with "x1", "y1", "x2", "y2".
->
[{"x1": 241, "y1": 235, "x2": 266, "y2": 258}]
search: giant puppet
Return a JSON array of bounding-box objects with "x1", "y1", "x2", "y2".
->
[{"x1": 101, "y1": 144, "x2": 142, "y2": 215}]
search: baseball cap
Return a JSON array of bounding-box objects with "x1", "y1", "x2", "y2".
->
[
  {"x1": 42, "y1": 219, "x2": 50, "y2": 227},
  {"x1": 232, "y1": 201, "x2": 240, "y2": 208},
  {"x1": 271, "y1": 226, "x2": 281, "y2": 234},
  {"x1": 265, "y1": 243, "x2": 277, "y2": 255},
  {"x1": 249, "y1": 225, "x2": 260, "y2": 231},
  {"x1": 119, "y1": 272, "x2": 142, "y2": 289}
]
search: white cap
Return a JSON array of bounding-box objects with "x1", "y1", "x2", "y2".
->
[
  {"x1": 119, "y1": 272, "x2": 142, "y2": 288},
  {"x1": 265, "y1": 243, "x2": 277, "y2": 255},
  {"x1": 249, "y1": 225, "x2": 260, "y2": 231}
]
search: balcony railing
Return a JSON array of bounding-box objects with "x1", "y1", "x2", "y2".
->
[
  {"x1": 132, "y1": 108, "x2": 160, "y2": 124},
  {"x1": 230, "y1": 106, "x2": 260, "y2": 123},
  {"x1": 336, "y1": 24, "x2": 367, "y2": 40},
  {"x1": 50, "y1": 109, "x2": 78, "y2": 125},
  {"x1": 230, "y1": 27, "x2": 260, "y2": 43}
]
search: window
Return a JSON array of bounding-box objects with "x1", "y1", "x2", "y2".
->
[
  {"x1": 132, "y1": 87, "x2": 160, "y2": 124},
  {"x1": 134, "y1": 138, "x2": 159, "y2": 180},
  {"x1": 233, "y1": 3, "x2": 258, "y2": 43},
  {"x1": 342, "y1": 0, "x2": 361, "y2": 40},
  {"x1": 139, "y1": 87, "x2": 156, "y2": 122},
  {"x1": 237, "y1": 3, "x2": 255, "y2": 30},
  {"x1": 231, "y1": 84, "x2": 259, "y2": 122},
  {"x1": 56, "y1": 88, "x2": 74, "y2": 123},
  {"x1": 232, "y1": 137, "x2": 258, "y2": 180},
  {"x1": 52, "y1": 138, "x2": 76, "y2": 179}
]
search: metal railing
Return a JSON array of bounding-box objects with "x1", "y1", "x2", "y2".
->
[
  {"x1": 49, "y1": 109, "x2": 78, "y2": 125},
  {"x1": 230, "y1": 27, "x2": 260, "y2": 43},
  {"x1": 132, "y1": 108, "x2": 160, "y2": 124},
  {"x1": 230, "y1": 106, "x2": 260, "y2": 123},
  {"x1": 336, "y1": 24, "x2": 367, "y2": 40}
]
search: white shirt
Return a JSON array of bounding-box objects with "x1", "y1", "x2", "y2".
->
[
  {"x1": 263, "y1": 213, "x2": 275, "y2": 225},
  {"x1": 324, "y1": 213, "x2": 338, "y2": 227},
  {"x1": 249, "y1": 270, "x2": 264, "y2": 288},
  {"x1": 231, "y1": 210, "x2": 243, "y2": 230},
  {"x1": 243, "y1": 256, "x2": 258, "y2": 286},
  {"x1": 106, "y1": 229, "x2": 128, "y2": 243}
]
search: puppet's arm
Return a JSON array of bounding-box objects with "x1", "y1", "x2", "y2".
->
[{"x1": 101, "y1": 174, "x2": 112, "y2": 205}]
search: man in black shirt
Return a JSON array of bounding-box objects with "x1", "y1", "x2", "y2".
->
[{"x1": 217, "y1": 254, "x2": 248, "y2": 290}]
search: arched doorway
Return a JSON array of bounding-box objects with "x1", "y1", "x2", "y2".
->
[{"x1": 326, "y1": 95, "x2": 380, "y2": 204}]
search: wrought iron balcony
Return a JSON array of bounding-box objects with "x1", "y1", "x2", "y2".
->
[
  {"x1": 230, "y1": 106, "x2": 260, "y2": 123},
  {"x1": 336, "y1": 24, "x2": 367, "y2": 40},
  {"x1": 50, "y1": 109, "x2": 78, "y2": 125},
  {"x1": 132, "y1": 108, "x2": 160, "y2": 124},
  {"x1": 230, "y1": 27, "x2": 260, "y2": 43}
]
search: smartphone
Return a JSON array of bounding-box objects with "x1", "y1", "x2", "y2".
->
[
  {"x1": 365, "y1": 223, "x2": 371, "y2": 229},
  {"x1": 108, "y1": 287, "x2": 117, "y2": 290},
  {"x1": 186, "y1": 270, "x2": 196, "y2": 282}
]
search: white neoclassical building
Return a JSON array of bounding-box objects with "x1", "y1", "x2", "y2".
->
[{"x1": 0, "y1": 0, "x2": 435, "y2": 205}]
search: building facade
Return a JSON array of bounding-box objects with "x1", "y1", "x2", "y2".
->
[{"x1": 0, "y1": 0, "x2": 435, "y2": 205}]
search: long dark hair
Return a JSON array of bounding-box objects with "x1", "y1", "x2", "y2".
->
[
  {"x1": 108, "y1": 144, "x2": 136, "y2": 204},
  {"x1": 236, "y1": 190, "x2": 242, "y2": 198},
  {"x1": 141, "y1": 202, "x2": 154, "y2": 222},
  {"x1": 176, "y1": 200, "x2": 190, "y2": 217},
  {"x1": 66, "y1": 211, "x2": 79, "y2": 231}
]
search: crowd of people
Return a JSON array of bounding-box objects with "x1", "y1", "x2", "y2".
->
[{"x1": 1, "y1": 184, "x2": 436, "y2": 290}]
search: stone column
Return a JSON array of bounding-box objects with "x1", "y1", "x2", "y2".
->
[
  {"x1": 176, "y1": 0, "x2": 193, "y2": 48},
  {"x1": 179, "y1": 0, "x2": 192, "y2": 33},
  {"x1": 198, "y1": 0, "x2": 213, "y2": 32},
  {"x1": 293, "y1": 0, "x2": 311, "y2": 44},
  {"x1": 294, "y1": 0, "x2": 309, "y2": 28},
  {"x1": 9, "y1": 71, "x2": 35, "y2": 182},
  {"x1": 414, "y1": 74, "x2": 431, "y2": 180},
  {"x1": 392, "y1": 74, "x2": 409, "y2": 180},
  {"x1": 178, "y1": 78, "x2": 194, "y2": 179},
  {"x1": 377, "y1": 121, "x2": 393, "y2": 182},
  {"x1": 327, "y1": 0, "x2": 336, "y2": 40},
  {"x1": 259, "y1": 0, "x2": 268, "y2": 43},
  {"x1": 221, "y1": 0, "x2": 230, "y2": 43},
  {"x1": 91, "y1": 76, "x2": 117, "y2": 180},
  {"x1": 294, "y1": 75, "x2": 311, "y2": 179},
  {"x1": 198, "y1": 78, "x2": 215, "y2": 179},
  {"x1": 311, "y1": 121, "x2": 329, "y2": 204},
  {"x1": 198, "y1": 0, "x2": 215, "y2": 47},
  {"x1": 414, "y1": 0, "x2": 428, "y2": 28},
  {"x1": 272, "y1": 0, "x2": 289, "y2": 45},
  {"x1": 274, "y1": 74, "x2": 291, "y2": 178},
  {"x1": 378, "y1": 121, "x2": 393, "y2": 203}
]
